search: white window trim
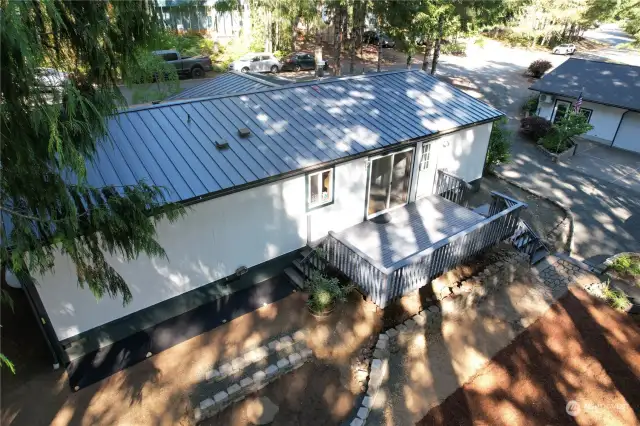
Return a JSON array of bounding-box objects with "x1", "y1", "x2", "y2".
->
[
  {"x1": 307, "y1": 168, "x2": 334, "y2": 210},
  {"x1": 552, "y1": 100, "x2": 572, "y2": 123},
  {"x1": 578, "y1": 107, "x2": 593, "y2": 122}
]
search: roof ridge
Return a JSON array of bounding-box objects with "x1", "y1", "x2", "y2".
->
[
  {"x1": 229, "y1": 71, "x2": 281, "y2": 87},
  {"x1": 121, "y1": 69, "x2": 424, "y2": 115}
]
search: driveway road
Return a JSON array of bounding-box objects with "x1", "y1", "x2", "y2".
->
[{"x1": 496, "y1": 128, "x2": 640, "y2": 265}]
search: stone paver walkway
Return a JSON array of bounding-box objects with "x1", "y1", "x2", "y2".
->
[{"x1": 366, "y1": 255, "x2": 599, "y2": 426}]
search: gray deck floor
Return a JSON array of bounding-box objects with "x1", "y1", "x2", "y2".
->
[{"x1": 333, "y1": 195, "x2": 485, "y2": 269}]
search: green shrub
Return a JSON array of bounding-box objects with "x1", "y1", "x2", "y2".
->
[
  {"x1": 539, "y1": 111, "x2": 593, "y2": 153},
  {"x1": 154, "y1": 31, "x2": 209, "y2": 57},
  {"x1": 610, "y1": 254, "x2": 640, "y2": 276},
  {"x1": 520, "y1": 116, "x2": 552, "y2": 141},
  {"x1": 521, "y1": 95, "x2": 539, "y2": 116},
  {"x1": 528, "y1": 59, "x2": 553, "y2": 78},
  {"x1": 474, "y1": 36, "x2": 486, "y2": 48},
  {"x1": 484, "y1": 117, "x2": 511, "y2": 172},
  {"x1": 441, "y1": 42, "x2": 466, "y2": 56},
  {"x1": 306, "y1": 270, "x2": 354, "y2": 313}
]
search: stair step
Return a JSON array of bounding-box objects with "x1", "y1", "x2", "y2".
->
[
  {"x1": 292, "y1": 259, "x2": 307, "y2": 276},
  {"x1": 472, "y1": 203, "x2": 490, "y2": 217},
  {"x1": 530, "y1": 247, "x2": 550, "y2": 265},
  {"x1": 300, "y1": 247, "x2": 312, "y2": 258},
  {"x1": 284, "y1": 267, "x2": 305, "y2": 289}
]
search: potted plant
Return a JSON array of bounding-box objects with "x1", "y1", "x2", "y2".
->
[{"x1": 306, "y1": 270, "x2": 354, "y2": 317}]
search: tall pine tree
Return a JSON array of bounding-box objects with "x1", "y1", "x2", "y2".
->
[{"x1": 0, "y1": 0, "x2": 185, "y2": 348}]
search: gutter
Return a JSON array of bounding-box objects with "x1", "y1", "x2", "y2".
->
[{"x1": 529, "y1": 89, "x2": 640, "y2": 113}]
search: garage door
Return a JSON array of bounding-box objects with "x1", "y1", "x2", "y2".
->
[{"x1": 613, "y1": 111, "x2": 640, "y2": 153}]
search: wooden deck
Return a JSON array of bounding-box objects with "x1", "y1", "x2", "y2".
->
[{"x1": 333, "y1": 195, "x2": 486, "y2": 269}]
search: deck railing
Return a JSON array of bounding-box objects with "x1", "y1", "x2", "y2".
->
[
  {"x1": 324, "y1": 191, "x2": 528, "y2": 307},
  {"x1": 435, "y1": 169, "x2": 472, "y2": 207}
]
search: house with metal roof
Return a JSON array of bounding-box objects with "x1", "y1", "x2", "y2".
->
[
  {"x1": 166, "y1": 71, "x2": 292, "y2": 100},
  {"x1": 530, "y1": 58, "x2": 640, "y2": 153},
  {"x1": 25, "y1": 69, "x2": 542, "y2": 388}
]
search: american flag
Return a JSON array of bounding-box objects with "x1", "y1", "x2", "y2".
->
[{"x1": 575, "y1": 91, "x2": 583, "y2": 112}]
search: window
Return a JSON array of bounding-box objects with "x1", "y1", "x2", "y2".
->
[
  {"x1": 162, "y1": 52, "x2": 179, "y2": 61},
  {"x1": 553, "y1": 100, "x2": 571, "y2": 124},
  {"x1": 419, "y1": 142, "x2": 431, "y2": 171},
  {"x1": 261, "y1": 55, "x2": 272, "y2": 61},
  {"x1": 307, "y1": 168, "x2": 334, "y2": 209},
  {"x1": 578, "y1": 107, "x2": 592, "y2": 122}
]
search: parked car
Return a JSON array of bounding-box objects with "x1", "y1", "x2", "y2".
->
[
  {"x1": 280, "y1": 52, "x2": 329, "y2": 72},
  {"x1": 228, "y1": 53, "x2": 281, "y2": 73},
  {"x1": 363, "y1": 31, "x2": 396, "y2": 48},
  {"x1": 152, "y1": 49, "x2": 212, "y2": 78},
  {"x1": 35, "y1": 67, "x2": 68, "y2": 92},
  {"x1": 552, "y1": 44, "x2": 576, "y2": 55}
]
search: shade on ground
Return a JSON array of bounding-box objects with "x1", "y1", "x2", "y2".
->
[{"x1": 418, "y1": 287, "x2": 640, "y2": 426}]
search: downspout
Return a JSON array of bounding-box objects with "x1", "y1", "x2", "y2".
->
[{"x1": 611, "y1": 110, "x2": 630, "y2": 147}]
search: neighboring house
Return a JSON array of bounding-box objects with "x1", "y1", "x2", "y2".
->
[
  {"x1": 18, "y1": 70, "x2": 537, "y2": 385},
  {"x1": 530, "y1": 58, "x2": 640, "y2": 153},
  {"x1": 157, "y1": 0, "x2": 250, "y2": 42}
]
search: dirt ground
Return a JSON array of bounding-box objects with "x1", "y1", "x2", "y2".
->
[
  {"x1": 1, "y1": 290, "x2": 380, "y2": 426},
  {"x1": 418, "y1": 287, "x2": 640, "y2": 426},
  {"x1": 1, "y1": 244, "x2": 513, "y2": 426}
]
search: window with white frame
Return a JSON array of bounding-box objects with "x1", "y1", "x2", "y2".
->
[
  {"x1": 578, "y1": 107, "x2": 593, "y2": 122},
  {"x1": 419, "y1": 142, "x2": 431, "y2": 171},
  {"x1": 307, "y1": 168, "x2": 334, "y2": 209},
  {"x1": 552, "y1": 100, "x2": 572, "y2": 124}
]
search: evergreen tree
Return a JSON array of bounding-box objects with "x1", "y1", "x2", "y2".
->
[{"x1": 0, "y1": 0, "x2": 186, "y2": 372}]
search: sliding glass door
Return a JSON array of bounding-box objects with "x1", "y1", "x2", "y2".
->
[{"x1": 367, "y1": 148, "x2": 414, "y2": 217}]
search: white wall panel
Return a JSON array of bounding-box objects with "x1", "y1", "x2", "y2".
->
[{"x1": 35, "y1": 176, "x2": 308, "y2": 340}]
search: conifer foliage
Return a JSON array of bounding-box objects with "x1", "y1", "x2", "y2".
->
[{"x1": 0, "y1": 1, "x2": 185, "y2": 310}]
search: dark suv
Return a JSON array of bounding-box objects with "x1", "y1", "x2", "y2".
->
[
  {"x1": 280, "y1": 52, "x2": 329, "y2": 72},
  {"x1": 362, "y1": 31, "x2": 395, "y2": 48}
]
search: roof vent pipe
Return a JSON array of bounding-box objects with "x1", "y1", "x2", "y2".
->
[{"x1": 238, "y1": 128, "x2": 251, "y2": 138}]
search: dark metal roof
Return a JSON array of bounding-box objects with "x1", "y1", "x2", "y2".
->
[
  {"x1": 83, "y1": 69, "x2": 503, "y2": 204},
  {"x1": 529, "y1": 58, "x2": 640, "y2": 111},
  {"x1": 167, "y1": 72, "x2": 278, "y2": 100}
]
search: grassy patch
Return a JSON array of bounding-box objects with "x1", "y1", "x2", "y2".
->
[
  {"x1": 602, "y1": 282, "x2": 632, "y2": 311},
  {"x1": 610, "y1": 254, "x2": 640, "y2": 277}
]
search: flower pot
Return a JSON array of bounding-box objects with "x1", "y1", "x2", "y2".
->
[{"x1": 307, "y1": 296, "x2": 336, "y2": 318}]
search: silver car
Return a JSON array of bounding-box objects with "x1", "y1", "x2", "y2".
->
[
  {"x1": 552, "y1": 44, "x2": 576, "y2": 55},
  {"x1": 228, "y1": 53, "x2": 281, "y2": 73}
]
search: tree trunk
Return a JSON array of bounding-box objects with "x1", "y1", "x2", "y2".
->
[
  {"x1": 292, "y1": 16, "x2": 300, "y2": 52},
  {"x1": 359, "y1": 0, "x2": 366, "y2": 59},
  {"x1": 349, "y1": 1, "x2": 356, "y2": 74},
  {"x1": 421, "y1": 39, "x2": 432, "y2": 71},
  {"x1": 334, "y1": 7, "x2": 343, "y2": 76},
  {"x1": 431, "y1": 15, "x2": 444, "y2": 75},
  {"x1": 315, "y1": 28, "x2": 323, "y2": 77},
  {"x1": 376, "y1": 17, "x2": 382, "y2": 72}
]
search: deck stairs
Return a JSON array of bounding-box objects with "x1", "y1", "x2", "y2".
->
[
  {"x1": 284, "y1": 247, "x2": 326, "y2": 290},
  {"x1": 473, "y1": 203, "x2": 549, "y2": 265}
]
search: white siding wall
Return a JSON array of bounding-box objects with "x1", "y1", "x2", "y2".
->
[
  {"x1": 613, "y1": 112, "x2": 640, "y2": 153},
  {"x1": 537, "y1": 94, "x2": 626, "y2": 143},
  {"x1": 437, "y1": 122, "x2": 493, "y2": 183},
  {"x1": 34, "y1": 124, "x2": 492, "y2": 341},
  {"x1": 308, "y1": 159, "x2": 368, "y2": 242},
  {"x1": 35, "y1": 176, "x2": 308, "y2": 340}
]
